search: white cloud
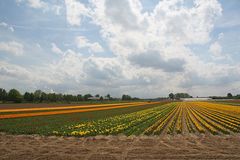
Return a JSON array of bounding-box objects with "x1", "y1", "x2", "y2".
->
[
  {"x1": 65, "y1": 0, "x2": 90, "y2": 26},
  {"x1": 16, "y1": 0, "x2": 62, "y2": 15},
  {"x1": 52, "y1": 5, "x2": 62, "y2": 15},
  {"x1": 75, "y1": 36, "x2": 104, "y2": 53},
  {"x1": 0, "y1": 60, "x2": 61, "y2": 92},
  {"x1": 88, "y1": 0, "x2": 223, "y2": 73},
  {"x1": 27, "y1": 0, "x2": 48, "y2": 9},
  {"x1": 0, "y1": 22, "x2": 14, "y2": 32},
  {"x1": 3, "y1": 0, "x2": 239, "y2": 97},
  {"x1": 209, "y1": 41, "x2": 222, "y2": 57},
  {"x1": 9, "y1": 0, "x2": 234, "y2": 97},
  {"x1": 0, "y1": 41, "x2": 24, "y2": 56},
  {"x1": 51, "y1": 43, "x2": 64, "y2": 55},
  {"x1": 218, "y1": 32, "x2": 224, "y2": 40},
  {"x1": 16, "y1": 0, "x2": 48, "y2": 9}
]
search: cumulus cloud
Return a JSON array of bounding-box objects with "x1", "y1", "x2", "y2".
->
[
  {"x1": 0, "y1": 22, "x2": 14, "y2": 32},
  {"x1": 52, "y1": 5, "x2": 62, "y2": 15},
  {"x1": 209, "y1": 41, "x2": 222, "y2": 57},
  {"x1": 104, "y1": 0, "x2": 142, "y2": 30},
  {"x1": 65, "y1": 0, "x2": 90, "y2": 26},
  {"x1": 51, "y1": 43, "x2": 64, "y2": 55},
  {"x1": 3, "y1": 0, "x2": 239, "y2": 97},
  {"x1": 129, "y1": 50, "x2": 185, "y2": 72},
  {"x1": 27, "y1": 0, "x2": 48, "y2": 9},
  {"x1": 41, "y1": 0, "x2": 229, "y2": 96},
  {"x1": 0, "y1": 60, "x2": 60, "y2": 92},
  {"x1": 180, "y1": 63, "x2": 240, "y2": 92},
  {"x1": 16, "y1": 0, "x2": 62, "y2": 15},
  {"x1": 16, "y1": 0, "x2": 48, "y2": 9},
  {"x1": 0, "y1": 41, "x2": 24, "y2": 56},
  {"x1": 75, "y1": 36, "x2": 104, "y2": 53}
]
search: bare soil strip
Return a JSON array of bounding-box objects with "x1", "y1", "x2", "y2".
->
[{"x1": 1, "y1": 133, "x2": 239, "y2": 160}]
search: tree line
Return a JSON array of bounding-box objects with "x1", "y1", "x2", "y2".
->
[
  {"x1": 0, "y1": 88, "x2": 138, "y2": 103},
  {"x1": 168, "y1": 93, "x2": 192, "y2": 100},
  {"x1": 168, "y1": 92, "x2": 240, "y2": 100},
  {"x1": 210, "y1": 93, "x2": 240, "y2": 99}
]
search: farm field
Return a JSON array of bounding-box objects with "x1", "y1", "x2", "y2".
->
[
  {"x1": 0, "y1": 101, "x2": 239, "y2": 136},
  {"x1": 0, "y1": 100, "x2": 141, "y2": 109},
  {"x1": 212, "y1": 100, "x2": 240, "y2": 106},
  {"x1": 0, "y1": 101, "x2": 240, "y2": 160},
  {"x1": 0, "y1": 101, "x2": 166, "y2": 135}
]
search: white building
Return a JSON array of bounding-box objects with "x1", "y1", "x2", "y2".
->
[{"x1": 181, "y1": 97, "x2": 212, "y2": 101}]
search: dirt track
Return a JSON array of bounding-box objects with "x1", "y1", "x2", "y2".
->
[{"x1": 1, "y1": 133, "x2": 240, "y2": 160}]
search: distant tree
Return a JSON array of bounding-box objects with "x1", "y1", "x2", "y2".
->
[
  {"x1": 174, "y1": 93, "x2": 191, "y2": 99},
  {"x1": 34, "y1": 90, "x2": 42, "y2": 102},
  {"x1": 106, "y1": 94, "x2": 111, "y2": 99},
  {"x1": 100, "y1": 96, "x2": 103, "y2": 101},
  {"x1": 235, "y1": 94, "x2": 240, "y2": 99},
  {"x1": 24, "y1": 92, "x2": 34, "y2": 102},
  {"x1": 132, "y1": 97, "x2": 140, "y2": 100},
  {"x1": 56, "y1": 93, "x2": 63, "y2": 101},
  {"x1": 227, "y1": 93, "x2": 233, "y2": 98},
  {"x1": 95, "y1": 94, "x2": 100, "y2": 97},
  {"x1": 77, "y1": 94, "x2": 83, "y2": 101},
  {"x1": 0, "y1": 88, "x2": 7, "y2": 102},
  {"x1": 40, "y1": 92, "x2": 48, "y2": 102},
  {"x1": 84, "y1": 94, "x2": 92, "y2": 101},
  {"x1": 122, "y1": 94, "x2": 126, "y2": 100},
  {"x1": 122, "y1": 94, "x2": 131, "y2": 100},
  {"x1": 169, "y1": 93, "x2": 174, "y2": 99},
  {"x1": 48, "y1": 93, "x2": 57, "y2": 102},
  {"x1": 8, "y1": 89, "x2": 22, "y2": 103}
]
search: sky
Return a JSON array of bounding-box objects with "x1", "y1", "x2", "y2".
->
[{"x1": 0, "y1": 0, "x2": 240, "y2": 98}]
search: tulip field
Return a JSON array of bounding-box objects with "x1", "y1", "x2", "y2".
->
[{"x1": 0, "y1": 101, "x2": 239, "y2": 136}]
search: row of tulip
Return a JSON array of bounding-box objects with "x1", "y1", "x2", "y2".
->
[
  {"x1": 143, "y1": 103, "x2": 178, "y2": 135},
  {"x1": 52, "y1": 101, "x2": 240, "y2": 136},
  {"x1": 58, "y1": 103, "x2": 174, "y2": 136},
  {"x1": 191, "y1": 105, "x2": 240, "y2": 133}
]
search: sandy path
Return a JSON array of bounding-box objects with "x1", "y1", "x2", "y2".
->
[{"x1": 1, "y1": 133, "x2": 240, "y2": 160}]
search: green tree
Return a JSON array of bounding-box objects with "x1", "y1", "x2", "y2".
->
[
  {"x1": 8, "y1": 89, "x2": 22, "y2": 103},
  {"x1": 0, "y1": 88, "x2": 7, "y2": 102},
  {"x1": 227, "y1": 93, "x2": 233, "y2": 98},
  {"x1": 84, "y1": 94, "x2": 92, "y2": 101},
  {"x1": 77, "y1": 94, "x2": 83, "y2": 101},
  {"x1": 23, "y1": 92, "x2": 34, "y2": 102},
  {"x1": 122, "y1": 94, "x2": 131, "y2": 100},
  {"x1": 169, "y1": 93, "x2": 174, "y2": 99},
  {"x1": 106, "y1": 94, "x2": 112, "y2": 100},
  {"x1": 34, "y1": 90, "x2": 42, "y2": 102},
  {"x1": 40, "y1": 92, "x2": 48, "y2": 102},
  {"x1": 173, "y1": 93, "x2": 191, "y2": 100}
]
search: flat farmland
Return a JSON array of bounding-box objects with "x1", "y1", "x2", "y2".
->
[
  {"x1": 1, "y1": 101, "x2": 240, "y2": 160},
  {"x1": 0, "y1": 101, "x2": 166, "y2": 135},
  {"x1": 0, "y1": 101, "x2": 239, "y2": 136}
]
